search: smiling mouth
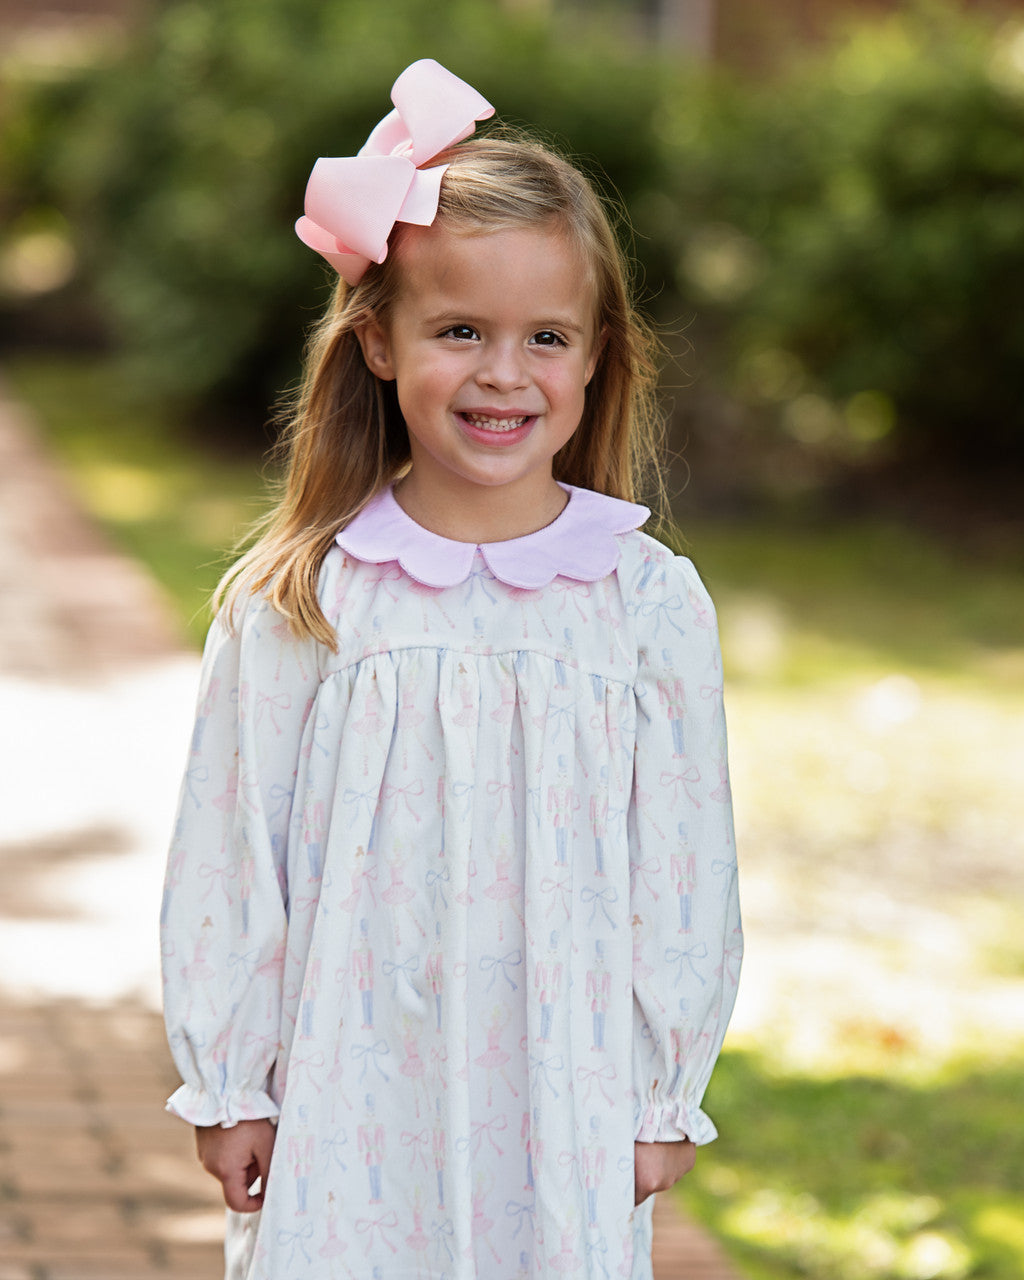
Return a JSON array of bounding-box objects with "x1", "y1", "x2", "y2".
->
[{"x1": 460, "y1": 413, "x2": 531, "y2": 432}]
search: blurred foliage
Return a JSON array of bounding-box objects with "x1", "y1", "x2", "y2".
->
[
  {"x1": 0, "y1": 0, "x2": 672, "y2": 413},
  {"x1": 2, "y1": 1, "x2": 1024, "y2": 474},
  {"x1": 652, "y1": 5, "x2": 1024, "y2": 472}
]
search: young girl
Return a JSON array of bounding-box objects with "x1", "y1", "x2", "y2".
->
[{"x1": 161, "y1": 58, "x2": 742, "y2": 1280}]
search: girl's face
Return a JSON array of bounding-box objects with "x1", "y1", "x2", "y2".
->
[{"x1": 357, "y1": 221, "x2": 600, "y2": 536}]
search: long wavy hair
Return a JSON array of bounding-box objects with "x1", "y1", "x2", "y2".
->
[{"x1": 216, "y1": 134, "x2": 665, "y2": 649}]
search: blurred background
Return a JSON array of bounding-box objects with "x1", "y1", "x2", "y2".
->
[{"x1": 0, "y1": 0, "x2": 1022, "y2": 1277}]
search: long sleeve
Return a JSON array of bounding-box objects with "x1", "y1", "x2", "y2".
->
[
  {"x1": 626, "y1": 547, "x2": 742, "y2": 1145},
  {"x1": 160, "y1": 592, "x2": 323, "y2": 1126}
]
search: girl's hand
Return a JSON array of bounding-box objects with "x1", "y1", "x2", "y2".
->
[
  {"x1": 195, "y1": 1118, "x2": 277, "y2": 1212},
  {"x1": 634, "y1": 1139, "x2": 697, "y2": 1205}
]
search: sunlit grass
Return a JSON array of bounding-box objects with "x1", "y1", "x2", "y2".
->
[
  {"x1": 671, "y1": 500, "x2": 1024, "y2": 1278},
  {"x1": 684, "y1": 1051, "x2": 1024, "y2": 1280},
  {"x1": 697, "y1": 572, "x2": 1024, "y2": 1278},
  {"x1": 677, "y1": 521, "x2": 1024, "y2": 689}
]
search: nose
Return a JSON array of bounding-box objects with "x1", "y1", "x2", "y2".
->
[{"x1": 476, "y1": 340, "x2": 529, "y2": 393}]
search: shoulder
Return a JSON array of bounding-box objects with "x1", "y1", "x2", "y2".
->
[
  {"x1": 616, "y1": 529, "x2": 718, "y2": 623},
  {"x1": 207, "y1": 571, "x2": 334, "y2": 675},
  {"x1": 612, "y1": 530, "x2": 723, "y2": 686},
  {"x1": 213, "y1": 581, "x2": 290, "y2": 644}
]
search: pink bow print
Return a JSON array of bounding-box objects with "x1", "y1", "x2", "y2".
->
[{"x1": 295, "y1": 59, "x2": 494, "y2": 284}]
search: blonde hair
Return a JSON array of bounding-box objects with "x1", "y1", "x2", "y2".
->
[{"x1": 217, "y1": 135, "x2": 665, "y2": 648}]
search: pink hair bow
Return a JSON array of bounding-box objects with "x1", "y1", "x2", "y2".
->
[{"x1": 295, "y1": 59, "x2": 494, "y2": 285}]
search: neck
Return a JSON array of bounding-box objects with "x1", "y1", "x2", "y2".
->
[{"x1": 393, "y1": 473, "x2": 569, "y2": 543}]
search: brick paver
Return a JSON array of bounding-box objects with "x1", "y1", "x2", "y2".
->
[{"x1": 0, "y1": 373, "x2": 744, "y2": 1278}]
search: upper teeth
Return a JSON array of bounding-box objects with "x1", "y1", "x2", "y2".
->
[{"x1": 464, "y1": 414, "x2": 528, "y2": 431}]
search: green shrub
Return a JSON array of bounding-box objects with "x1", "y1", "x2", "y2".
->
[
  {"x1": 5, "y1": 1, "x2": 1023, "y2": 477},
  {"x1": 6, "y1": 0, "x2": 671, "y2": 417},
  {"x1": 655, "y1": 7, "x2": 1024, "y2": 471}
]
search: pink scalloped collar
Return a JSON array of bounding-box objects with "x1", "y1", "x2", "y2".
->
[{"x1": 336, "y1": 484, "x2": 650, "y2": 589}]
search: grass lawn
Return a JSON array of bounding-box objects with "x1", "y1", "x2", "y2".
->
[
  {"x1": 8, "y1": 352, "x2": 1024, "y2": 1280},
  {"x1": 687, "y1": 1052, "x2": 1024, "y2": 1280}
]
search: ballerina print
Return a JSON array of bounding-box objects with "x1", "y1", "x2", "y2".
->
[
  {"x1": 350, "y1": 693, "x2": 385, "y2": 774},
  {"x1": 407, "y1": 577, "x2": 457, "y2": 632},
  {"x1": 319, "y1": 1192, "x2": 355, "y2": 1279},
  {"x1": 507, "y1": 584, "x2": 553, "y2": 639},
  {"x1": 398, "y1": 1018, "x2": 430, "y2": 1118},
  {"x1": 270, "y1": 617, "x2": 311, "y2": 683},
  {"x1": 380, "y1": 851, "x2": 427, "y2": 943},
  {"x1": 405, "y1": 1188, "x2": 432, "y2": 1277},
  {"x1": 474, "y1": 1007, "x2": 520, "y2": 1107},
  {"x1": 489, "y1": 676, "x2": 518, "y2": 726},
  {"x1": 482, "y1": 848, "x2": 524, "y2": 942},
  {"x1": 325, "y1": 1022, "x2": 355, "y2": 1112},
  {"x1": 453, "y1": 857, "x2": 478, "y2": 907},
  {"x1": 181, "y1": 922, "x2": 218, "y2": 1018},
  {"x1": 398, "y1": 684, "x2": 436, "y2": 767},
  {"x1": 464, "y1": 1173, "x2": 503, "y2": 1265},
  {"x1": 548, "y1": 1227, "x2": 583, "y2": 1274},
  {"x1": 210, "y1": 764, "x2": 238, "y2": 843},
  {"x1": 450, "y1": 668, "x2": 479, "y2": 767},
  {"x1": 338, "y1": 850, "x2": 380, "y2": 916}
]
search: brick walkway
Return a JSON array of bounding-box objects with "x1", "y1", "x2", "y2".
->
[{"x1": 0, "y1": 372, "x2": 744, "y2": 1279}]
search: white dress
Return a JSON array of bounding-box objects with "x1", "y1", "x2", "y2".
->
[{"x1": 161, "y1": 484, "x2": 742, "y2": 1280}]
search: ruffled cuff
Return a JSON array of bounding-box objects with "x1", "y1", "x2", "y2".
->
[
  {"x1": 165, "y1": 1083, "x2": 280, "y2": 1129},
  {"x1": 634, "y1": 1097, "x2": 719, "y2": 1146}
]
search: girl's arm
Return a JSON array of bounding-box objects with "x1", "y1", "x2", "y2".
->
[
  {"x1": 161, "y1": 591, "x2": 323, "y2": 1129},
  {"x1": 628, "y1": 548, "x2": 743, "y2": 1157}
]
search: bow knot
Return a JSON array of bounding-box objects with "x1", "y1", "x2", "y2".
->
[
  {"x1": 351, "y1": 1038, "x2": 391, "y2": 1081},
  {"x1": 506, "y1": 1198, "x2": 535, "y2": 1236},
  {"x1": 296, "y1": 60, "x2": 493, "y2": 284}
]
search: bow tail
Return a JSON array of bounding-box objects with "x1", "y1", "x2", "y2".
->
[{"x1": 397, "y1": 162, "x2": 448, "y2": 226}]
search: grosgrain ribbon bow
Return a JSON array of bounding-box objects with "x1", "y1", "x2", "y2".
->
[{"x1": 295, "y1": 59, "x2": 494, "y2": 284}]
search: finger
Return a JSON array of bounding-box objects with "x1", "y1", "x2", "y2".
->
[
  {"x1": 221, "y1": 1162, "x2": 262, "y2": 1213},
  {"x1": 633, "y1": 1161, "x2": 658, "y2": 1205},
  {"x1": 210, "y1": 1146, "x2": 265, "y2": 1212},
  {"x1": 255, "y1": 1125, "x2": 277, "y2": 1180},
  {"x1": 249, "y1": 1127, "x2": 277, "y2": 1206},
  {"x1": 634, "y1": 1174, "x2": 663, "y2": 1205},
  {"x1": 238, "y1": 1128, "x2": 277, "y2": 1210}
]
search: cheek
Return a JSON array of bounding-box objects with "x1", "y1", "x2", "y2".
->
[
  {"x1": 547, "y1": 375, "x2": 588, "y2": 444},
  {"x1": 394, "y1": 358, "x2": 450, "y2": 414},
  {"x1": 402, "y1": 354, "x2": 460, "y2": 397},
  {"x1": 550, "y1": 366, "x2": 590, "y2": 414}
]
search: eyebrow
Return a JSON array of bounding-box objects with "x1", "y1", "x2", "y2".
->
[{"x1": 422, "y1": 312, "x2": 588, "y2": 335}]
